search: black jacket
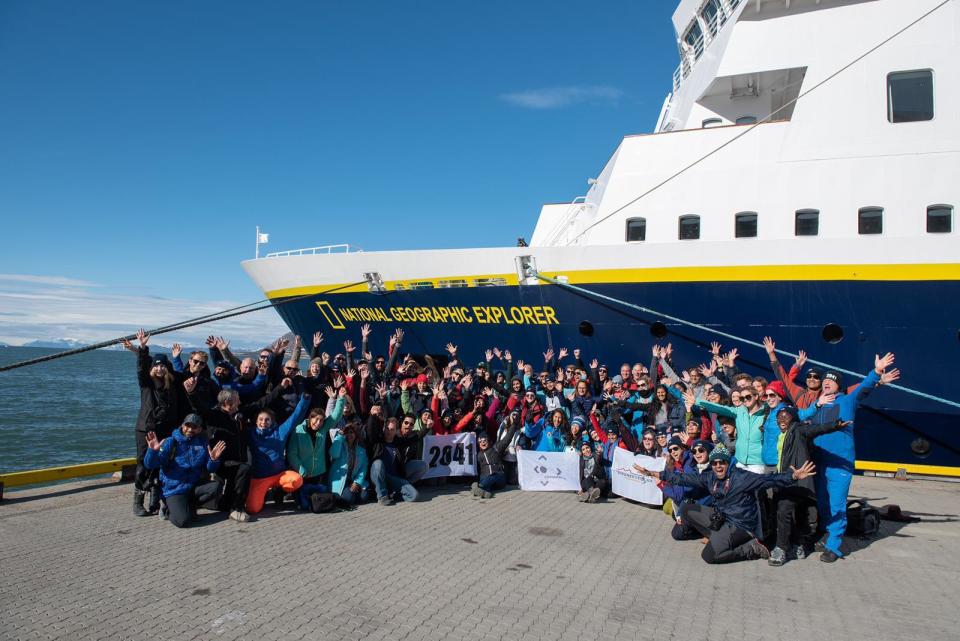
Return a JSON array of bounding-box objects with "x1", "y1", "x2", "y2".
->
[
  {"x1": 778, "y1": 419, "x2": 845, "y2": 495},
  {"x1": 187, "y1": 384, "x2": 284, "y2": 465},
  {"x1": 477, "y1": 425, "x2": 518, "y2": 477},
  {"x1": 134, "y1": 347, "x2": 183, "y2": 437}
]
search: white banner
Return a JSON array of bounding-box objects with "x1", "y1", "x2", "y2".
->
[
  {"x1": 421, "y1": 432, "x2": 478, "y2": 479},
  {"x1": 517, "y1": 450, "x2": 581, "y2": 492},
  {"x1": 611, "y1": 449, "x2": 667, "y2": 505}
]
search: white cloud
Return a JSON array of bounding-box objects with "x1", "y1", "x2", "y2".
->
[
  {"x1": 0, "y1": 275, "x2": 290, "y2": 349},
  {"x1": 500, "y1": 85, "x2": 624, "y2": 109}
]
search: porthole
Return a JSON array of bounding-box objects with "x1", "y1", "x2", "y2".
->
[
  {"x1": 578, "y1": 321, "x2": 594, "y2": 337},
  {"x1": 910, "y1": 437, "x2": 931, "y2": 459},
  {"x1": 650, "y1": 321, "x2": 668, "y2": 339},
  {"x1": 822, "y1": 323, "x2": 844, "y2": 344}
]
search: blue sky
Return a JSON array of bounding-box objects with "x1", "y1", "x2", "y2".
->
[{"x1": 0, "y1": 0, "x2": 679, "y2": 346}]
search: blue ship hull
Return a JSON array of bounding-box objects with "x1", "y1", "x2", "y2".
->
[{"x1": 270, "y1": 279, "x2": 960, "y2": 474}]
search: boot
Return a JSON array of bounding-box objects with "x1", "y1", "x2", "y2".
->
[
  {"x1": 146, "y1": 484, "x2": 162, "y2": 515},
  {"x1": 133, "y1": 489, "x2": 149, "y2": 517}
]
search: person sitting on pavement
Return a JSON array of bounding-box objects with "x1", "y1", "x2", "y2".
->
[
  {"x1": 244, "y1": 391, "x2": 312, "y2": 515},
  {"x1": 143, "y1": 413, "x2": 226, "y2": 528},
  {"x1": 633, "y1": 445, "x2": 817, "y2": 564},
  {"x1": 577, "y1": 441, "x2": 608, "y2": 503},
  {"x1": 362, "y1": 408, "x2": 421, "y2": 505},
  {"x1": 287, "y1": 386, "x2": 346, "y2": 510},
  {"x1": 471, "y1": 419, "x2": 519, "y2": 499},
  {"x1": 328, "y1": 418, "x2": 370, "y2": 505}
]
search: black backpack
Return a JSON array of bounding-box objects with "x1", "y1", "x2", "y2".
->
[
  {"x1": 845, "y1": 499, "x2": 881, "y2": 537},
  {"x1": 307, "y1": 491, "x2": 354, "y2": 514}
]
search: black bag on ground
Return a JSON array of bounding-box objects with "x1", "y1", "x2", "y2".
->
[
  {"x1": 846, "y1": 499, "x2": 881, "y2": 536},
  {"x1": 307, "y1": 492, "x2": 354, "y2": 513}
]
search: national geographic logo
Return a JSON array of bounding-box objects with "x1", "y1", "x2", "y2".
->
[{"x1": 314, "y1": 301, "x2": 560, "y2": 329}]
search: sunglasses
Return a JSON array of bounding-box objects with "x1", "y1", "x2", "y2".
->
[
  {"x1": 667, "y1": 446, "x2": 681, "y2": 453},
  {"x1": 693, "y1": 447, "x2": 706, "y2": 453},
  {"x1": 764, "y1": 392, "x2": 779, "y2": 398},
  {"x1": 740, "y1": 394, "x2": 755, "y2": 400},
  {"x1": 642, "y1": 437, "x2": 654, "y2": 441},
  {"x1": 190, "y1": 359, "x2": 206, "y2": 365},
  {"x1": 807, "y1": 373, "x2": 821, "y2": 379},
  {"x1": 284, "y1": 366, "x2": 298, "y2": 372},
  {"x1": 710, "y1": 460, "x2": 727, "y2": 467}
]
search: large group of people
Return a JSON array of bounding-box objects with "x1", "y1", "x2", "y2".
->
[{"x1": 123, "y1": 325, "x2": 898, "y2": 566}]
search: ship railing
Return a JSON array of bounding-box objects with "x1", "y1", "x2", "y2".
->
[
  {"x1": 672, "y1": 0, "x2": 738, "y2": 94},
  {"x1": 541, "y1": 197, "x2": 593, "y2": 247},
  {"x1": 264, "y1": 244, "x2": 363, "y2": 258}
]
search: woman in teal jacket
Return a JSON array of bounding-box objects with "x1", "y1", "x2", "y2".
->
[
  {"x1": 329, "y1": 419, "x2": 370, "y2": 504},
  {"x1": 685, "y1": 387, "x2": 768, "y2": 470},
  {"x1": 287, "y1": 387, "x2": 345, "y2": 509}
]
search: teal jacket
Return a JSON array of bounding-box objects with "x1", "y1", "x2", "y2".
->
[
  {"x1": 286, "y1": 397, "x2": 344, "y2": 479},
  {"x1": 328, "y1": 431, "x2": 369, "y2": 494},
  {"x1": 696, "y1": 400, "x2": 767, "y2": 466}
]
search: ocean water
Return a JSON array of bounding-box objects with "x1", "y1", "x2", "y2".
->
[{"x1": 0, "y1": 347, "x2": 140, "y2": 474}]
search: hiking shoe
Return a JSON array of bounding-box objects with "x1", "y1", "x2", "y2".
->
[
  {"x1": 471, "y1": 482, "x2": 481, "y2": 497},
  {"x1": 577, "y1": 492, "x2": 590, "y2": 502},
  {"x1": 790, "y1": 544, "x2": 808, "y2": 560},
  {"x1": 768, "y1": 547, "x2": 787, "y2": 566},
  {"x1": 480, "y1": 490, "x2": 493, "y2": 499},
  {"x1": 229, "y1": 510, "x2": 250, "y2": 523},
  {"x1": 588, "y1": 487, "x2": 602, "y2": 503},
  {"x1": 751, "y1": 539, "x2": 770, "y2": 560},
  {"x1": 820, "y1": 549, "x2": 840, "y2": 563},
  {"x1": 378, "y1": 496, "x2": 395, "y2": 506}
]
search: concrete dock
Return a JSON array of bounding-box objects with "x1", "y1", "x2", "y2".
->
[{"x1": 0, "y1": 475, "x2": 956, "y2": 641}]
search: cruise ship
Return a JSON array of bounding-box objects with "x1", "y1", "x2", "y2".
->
[{"x1": 243, "y1": 0, "x2": 960, "y2": 476}]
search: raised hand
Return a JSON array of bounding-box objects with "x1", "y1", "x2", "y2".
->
[
  {"x1": 665, "y1": 343, "x2": 673, "y2": 358},
  {"x1": 333, "y1": 375, "x2": 344, "y2": 389},
  {"x1": 346, "y1": 368, "x2": 356, "y2": 380},
  {"x1": 698, "y1": 361, "x2": 717, "y2": 378},
  {"x1": 136, "y1": 328, "x2": 150, "y2": 347},
  {"x1": 361, "y1": 323, "x2": 371, "y2": 340},
  {"x1": 145, "y1": 431, "x2": 161, "y2": 451},
  {"x1": 395, "y1": 328, "x2": 404, "y2": 343},
  {"x1": 258, "y1": 361, "x2": 269, "y2": 375},
  {"x1": 120, "y1": 337, "x2": 136, "y2": 352},
  {"x1": 400, "y1": 378, "x2": 410, "y2": 391},
  {"x1": 445, "y1": 342, "x2": 458, "y2": 356},
  {"x1": 183, "y1": 377, "x2": 198, "y2": 393},
  {"x1": 313, "y1": 331, "x2": 323, "y2": 347},
  {"x1": 543, "y1": 349, "x2": 554, "y2": 362},
  {"x1": 710, "y1": 341, "x2": 722, "y2": 356},
  {"x1": 492, "y1": 347, "x2": 502, "y2": 359},
  {"x1": 875, "y1": 352, "x2": 895, "y2": 373},
  {"x1": 281, "y1": 377, "x2": 293, "y2": 389},
  {"x1": 208, "y1": 441, "x2": 227, "y2": 461},
  {"x1": 795, "y1": 350, "x2": 808, "y2": 370},
  {"x1": 682, "y1": 389, "x2": 696, "y2": 411},
  {"x1": 483, "y1": 386, "x2": 494, "y2": 397},
  {"x1": 681, "y1": 369, "x2": 691, "y2": 384},
  {"x1": 590, "y1": 358, "x2": 599, "y2": 370},
  {"x1": 485, "y1": 349, "x2": 494, "y2": 362},
  {"x1": 516, "y1": 359, "x2": 525, "y2": 371},
  {"x1": 375, "y1": 382, "x2": 387, "y2": 398},
  {"x1": 573, "y1": 348, "x2": 581, "y2": 360},
  {"x1": 324, "y1": 385, "x2": 336, "y2": 399},
  {"x1": 204, "y1": 335, "x2": 216, "y2": 348},
  {"x1": 171, "y1": 343, "x2": 182, "y2": 358},
  {"x1": 343, "y1": 339, "x2": 355, "y2": 353},
  {"x1": 790, "y1": 460, "x2": 817, "y2": 481},
  {"x1": 359, "y1": 363, "x2": 369, "y2": 378},
  {"x1": 215, "y1": 336, "x2": 229, "y2": 351},
  {"x1": 558, "y1": 347, "x2": 568, "y2": 360},
  {"x1": 321, "y1": 352, "x2": 330, "y2": 365},
  {"x1": 652, "y1": 344, "x2": 660, "y2": 358},
  {"x1": 725, "y1": 348, "x2": 739, "y2": 367},
  {"x1": 762, "y1": 336, "x2": 775, "y2": 356},
  {"x1": 880, "y1": 368, "x2": 901, "y2": 385},
  {"x1": 503, "y1": 349, "x2": 512, "y2": 362}
]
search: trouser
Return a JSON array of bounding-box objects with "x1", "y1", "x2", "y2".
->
[
  {"x1": 370, "y1": 460, "x2": 418, "y2": 502},
  {"x1": 580, "y1": 477, "x2": 610, "y2": 496},
  {"x1": 245, "y1": 471, "x2": 304, "y2": 514},
  {"x1": 297, "y1": 480, "x2": 330, "y2": 510},
  {"x1": 816, "y1": 465, "x2": 853, "y2": 556},
  {"x1": 479, "y1": 472, "x2": 506, "y2": 492},
  {"x1": 164, "y1": 480, "x2": 222, "y2": 528},
  {"x1": 215, "y1": 461, "x2": 251, "y2": 512},
  {"x1": 671, "y1": 501, "x2": 704, "y2": 540},
  {"x1": 405, "y1": 460, "x2": 428, "y2": 484},
  {"x1": 504, "y1": 461, "x2": 518, "y2": 485},
  {"x1": 134, "y1": 430, "x2": 159, "y2": 492},
  {"x1": 773, "y1": 489, "x2": 813, "y2": 550},
  {"x1": 684, "y1": 504, "x2": 759, "y2": 564},
  {"x1": 337, "y1": 483, "x2": 369, "y2": 505}
]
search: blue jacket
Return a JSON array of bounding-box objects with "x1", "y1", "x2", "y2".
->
[
  {"x1": 144, "y1": 428, "x2": 221, "y2": 498},
  {"x1": 662, "y1": 464, "x2": 796, "y2": 533},
  {"x1": 761, "y1": 401, "x2": 786, "y2": 466},
  {"x1": 661, "y1": 451, "x2": 698, "y2": 504},
  {"x1": 798, "y1": 369, "x2": 880, "y2": 470},
  {"x1": 328, "y1": 432, "x2": 369, "y2": 494},
  {"x1": 248, "y1": 394, "x2": 310, "y2": 479},
  {"x1": 523, "y1": 418, "x2": 567, "y2": 452}
]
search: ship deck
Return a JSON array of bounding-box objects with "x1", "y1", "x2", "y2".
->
[{"x1": 0, "y1": 476, "x2": 957, "y2": 641}]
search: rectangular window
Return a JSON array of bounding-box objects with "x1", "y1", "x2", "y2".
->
[
  {"x1": 734, "y1": 212, "x2": 758, "y2": 238},
  {"x1": 927, "y1": 205, "x2": 952, "y2": 233},
  {"x1": 795, "y1": 209, "x2": 819, "y2": 236},
  {"x1": 858, "y1": 207, "x2": 883, "y2": 235},
  {"x1": 888, "y1": 70, "x2": 934, "y2": 123},
  {"x1": 679, "y1": 215, "x2": 700, "y2": 240},
  {"x1": 625, "y1": 218, "x2": 646, "y2": 242}
]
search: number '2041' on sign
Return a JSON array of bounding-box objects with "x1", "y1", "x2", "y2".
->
[{"x1": 421, "y1": 433, "x2": 478, "y2": 479}]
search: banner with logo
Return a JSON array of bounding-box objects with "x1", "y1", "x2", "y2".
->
[
  {"x1": 421, "y1": 432, "x2": 478, "y2": 479},
  {"x1": 517, "y1": 450, "x2": 581, "y2": 492},
  {"x1": 611, "y1": 449, "x2": 667, "y2": 505}
]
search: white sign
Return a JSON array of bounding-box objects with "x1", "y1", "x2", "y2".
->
[
  {"x1": 611, "y1": 449, "x2": 667, "y2": 505},
  {"x1": 422, "y1": 432, "x2": 478, "y2": 479},
  {"x1": 517, "y1": 450, "x2": 581, "y2": 492}
]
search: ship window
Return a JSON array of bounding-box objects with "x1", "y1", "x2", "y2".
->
[
  {"x1": 735, "y1": 115, "x2": 757, "y2": 125},
  {"x1": 474, "y1": 277, "x2": 507, "y2": 287},
  {"x1": 409, "y1": 281, "x2": 435, "y2": 290},
  {"x1": 437, "y1": 279, "x2": 468, "y2": 288},
  {"x1": 795, "y1": 209, "x2": 820, "y2": 236},
  {"x1": 701, "y1": 0, "x2": 720, "y2": 35},
  {"x1": 927, "y1": 205, "x2": 952, "y2": 233},
  {"x1": 625, "y1": 217, "x2": 646, "y2": 242},
  {"x1": 858, "y1": 207, "x2": 883, "y2": 235},
  {"x1": 887, "y1": 70, "x2": 933, "y2": 123},
  {"x1": 679, "y1": 215, "x2": 700, "y2": 240},
  {"x1": 684, "y1": 22, "x2": 704, "y2": 58},
  {"x1": 701, "y1": 117, "x2": 722, "y2": 128},
  {"x1": 734, "y1": 211, "x2": 758, "y2": 238}
]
